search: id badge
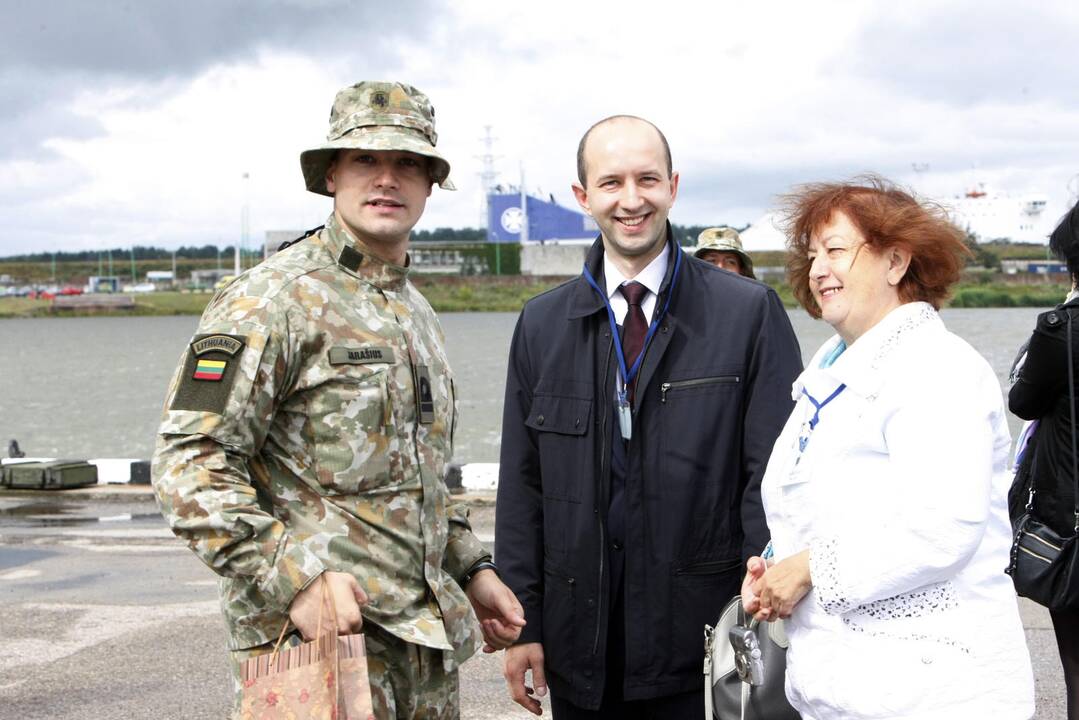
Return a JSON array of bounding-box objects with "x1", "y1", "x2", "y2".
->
[
  {"x1": 617, "y1": 396, "x2": 632, "y2": 440},
  {"x1": 414, "y1": 364, "x2": 435, "y2": 424}
]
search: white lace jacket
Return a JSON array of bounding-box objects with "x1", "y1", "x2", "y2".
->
[{"x1": 762, "y1": 302, "x2": 1035, "y2": 720}]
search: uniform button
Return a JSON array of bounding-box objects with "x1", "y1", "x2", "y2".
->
[
  {"x1": 661, "y1": 325, "x2": 669, "y2": 333},
  {"x1": 574, "y1": 417, "x2": 580, "y2": 428},
  {"x1": 612, "y1": 541, "x2": 623, "y2": 551},
  {"x1": 586, "y1": 598, "x2": 595, "y2": 607},
  {"x1": 537, "y1": 415, "x2": 545, "y2": 426},
  {"x1": 584, "y1": 669, "x2": 593, "y2": 678},
  {"x1": 585, "y1": 684, "x2": 593, "y2": 692},
  {"x1": 921, "y1": 657, "x2": 933, "y2": 665}
]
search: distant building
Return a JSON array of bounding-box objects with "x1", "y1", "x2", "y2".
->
[
  {"x1": 487, "y1": 192, "x2": 596, "y2": 245},
  {"x1": 739, "y1": 213, "x2": 788, "y2": 252},
  {"x1": 488, "y1": 192, "x2": 597, "y2": 275},
  {"x1": 146, "y1": 270, "x2": 174, "y2": 288},
  {"x1": 88, "y1": 276, "x2": 121, "y2": 293},
  {"x1": 265, "y1": 230, "x2": 306, "y2": 257},
  {"x1": 1001, "y1": 259, "x2": 1068, "y2": 276},
  {"x1": 190, "y1": 269, "x2": 233, "y2": 290}
]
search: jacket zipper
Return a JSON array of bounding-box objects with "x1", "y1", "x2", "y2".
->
[
  {"x1": 593, "y1": 332, "x2": 614, "y2": 656},
  {"x1": 659, "y1": 375, "x2": 740, "y2": 403}
]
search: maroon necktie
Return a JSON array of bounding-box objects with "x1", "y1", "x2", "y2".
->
[{"x1": 619, "y1": 281, "x2": 649, "y2": 401}]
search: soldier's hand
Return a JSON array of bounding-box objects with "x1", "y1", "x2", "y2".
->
[
  {"x1": 503, "y1": 642, "x2": 547, "y2": 716},
  {"x1": 288, "y1": 572, "x2": 368, "y2": 640},
  {"x1": 465, "y1": 569, "x2": 526, "y2": 652}
]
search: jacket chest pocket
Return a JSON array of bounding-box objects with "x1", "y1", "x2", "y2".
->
[
  {"x1": 526, "y1": 394, "x2": 591, "y2": 503},
  {"x1": 658, "y1": 374, "x2": 740, "y2": 404},
  {"x1": 656, "y1": 371, "x2": 742, "y2": 484},
  {"x1": 307, "y1": 365, "x2": 394, "y2": 495}
]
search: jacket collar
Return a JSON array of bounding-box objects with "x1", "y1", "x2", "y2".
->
[
  {"x1": 568, "y1": 222, "x2": 680, "y2": 320},
  {"x1": 316, "y1": 212, "x2": 410, "y2": 292},
  {"x1": 793, "y1": 301, "x2": 941, "y2": 399}
]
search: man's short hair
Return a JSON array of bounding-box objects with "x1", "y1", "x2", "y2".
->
[{"x1": 575, "y1": 115, "x2": 673, "y2": 187}]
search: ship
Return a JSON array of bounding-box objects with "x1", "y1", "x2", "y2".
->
[{"x1": 939, "y1": 184, "x2": 1051, "y2": 244}]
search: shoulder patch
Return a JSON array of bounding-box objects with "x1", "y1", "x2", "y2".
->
[
  {"x1": 170, "y1": 334, "x2": 249, "y2": 414},
  {"x1": 191, "y1": 334, "x2": 245, "y2": 356}
]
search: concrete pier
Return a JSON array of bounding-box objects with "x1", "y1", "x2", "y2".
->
[{"x1": 0, "y1": 487, "x2": 1066, "y2": 719}]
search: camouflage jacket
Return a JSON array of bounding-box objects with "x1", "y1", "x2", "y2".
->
[{"x1": 152, "y1": 213, "x2": 488, "y2": 663}]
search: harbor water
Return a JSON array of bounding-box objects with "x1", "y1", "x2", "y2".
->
[{"x1": 0, "y1": 307, "x2": 1047, "y2": 463}]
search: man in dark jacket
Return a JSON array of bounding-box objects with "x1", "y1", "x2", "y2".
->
[{"x1": 495, "y1": 115, "x2": 803, "y2": 718}]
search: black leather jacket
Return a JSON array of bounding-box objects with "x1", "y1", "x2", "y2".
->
[{"x1": 1009, "y1": 296, "x2": 1079, "y2": 535}]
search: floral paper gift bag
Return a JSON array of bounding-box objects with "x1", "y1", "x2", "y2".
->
[{"x1": 240, "y1": 631, "x2": 374, "y2": 720}]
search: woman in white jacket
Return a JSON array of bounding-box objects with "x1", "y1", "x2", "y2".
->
[{"x1": 742, "y1": 177, "x2": 1035, "y2": 719}]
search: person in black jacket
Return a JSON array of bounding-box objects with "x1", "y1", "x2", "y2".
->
[
  {"x1": 494, "y1": 115, "x2": 803, "y2": 718},
  {"x1": 1009, "y1": 199, "x2": 1079, "y2": 720}
]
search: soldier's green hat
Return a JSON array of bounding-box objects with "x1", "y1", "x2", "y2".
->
[
  {"x1": 300, "y1": 80, "x2": 455, "y2": 197},
  {"x1": 693, "y1": 227, "x2": 755, "y2": 278}
]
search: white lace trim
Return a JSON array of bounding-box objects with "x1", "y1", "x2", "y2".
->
[
  {"x1": 809, "y1": 536, "x2": 852, "y2": 614},
  {"x1": 810, "y1": 536, "x2": 970, "y2": 654},
  {"x1": 870, "y1": 303, "x2": 938, "y2": 371}
]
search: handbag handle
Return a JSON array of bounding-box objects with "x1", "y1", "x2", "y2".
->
[{"x1": 1067, "y1": 313, "x2": 1079, "y2": 532}]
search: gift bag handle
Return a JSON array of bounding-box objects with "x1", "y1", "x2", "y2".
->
[{"x1": 268, "y1": 575, "x2": 343, "y2": 667}]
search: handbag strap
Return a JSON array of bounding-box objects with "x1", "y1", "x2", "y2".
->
[{"x1": 1068, "y1": 313, "x2": 1079, "y2": 531}]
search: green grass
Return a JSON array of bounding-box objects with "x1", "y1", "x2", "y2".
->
[
  {"x1": 948, "y1": 284, "x2": 1067, "y2": 308},
  {"x1": 0, "y1": 291, "x2": 215, "y2": 318},
  {"x1": 0, "y1": 279, "x2": 1068, "y2": 318}
]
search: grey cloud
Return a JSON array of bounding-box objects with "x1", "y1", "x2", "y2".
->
[
  {"x1": 0, "y1": 0, "x2": 441, "y2": 163},
  {"x1": 3, "y1": 0, "x2": 437, "y2": 79},
  {"x1": 841, "y1": 3, "x2": 1079, "y2": 107}
]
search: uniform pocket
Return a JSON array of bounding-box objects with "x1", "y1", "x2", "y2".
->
[
  {"x1": 526, "y1": 394, "x2": 591, "y2": 503},
  {"x1": 308, "y1": 365, "x2": 393, "y2": 495}
]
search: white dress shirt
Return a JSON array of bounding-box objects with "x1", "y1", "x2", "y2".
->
[{"x1": 602, "y1": 247, "x2": 668, "y2": 325}]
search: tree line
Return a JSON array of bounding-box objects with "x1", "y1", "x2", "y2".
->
[{"x1": 0, "y1": 224, "x2": 749, "y2": 262}]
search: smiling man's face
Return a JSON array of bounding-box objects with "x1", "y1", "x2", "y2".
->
[
  {"x1": 326, "y1": 148, "x2": 433, "y2": 255},
  {"x1": 572, "y1": 118, "x2": 678, "y2": 269}
]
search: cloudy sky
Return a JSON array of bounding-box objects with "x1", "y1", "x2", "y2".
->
[{"x1": 3, "y1": 0, "x2": 1077, "y2": 256}]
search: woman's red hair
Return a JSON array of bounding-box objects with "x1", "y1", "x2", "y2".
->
[{"x1": 779, "y1": 175, "x2": 971, "y2": 318}]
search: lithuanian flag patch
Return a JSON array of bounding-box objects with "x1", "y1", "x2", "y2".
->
[{"x1": 193, "y1": 358, "x2": 227, "y2": 381}]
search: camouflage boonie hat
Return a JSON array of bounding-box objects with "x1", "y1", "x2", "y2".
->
[
  {"x1": 693, "y1": 227, "x2": 755, "y2": 278},
  {"x1": 300, "y1": 81, "x2": 455, "y2": 197}
]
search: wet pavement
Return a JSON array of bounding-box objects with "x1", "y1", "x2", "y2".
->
[{"x1": 0, "y1": 488, "x2": 1067, "y2": 719}]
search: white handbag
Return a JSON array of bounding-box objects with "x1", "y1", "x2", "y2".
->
[{"x1": 703, "y1": 595, "x2": 799, "y2": 720}]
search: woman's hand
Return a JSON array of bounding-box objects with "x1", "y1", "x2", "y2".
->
[
  {"x1": 741, "y1": 555, "x2": 771, "y2": 615},
  {"x1": 750, "y1": 549, "x2": 813, "y2": 620}
]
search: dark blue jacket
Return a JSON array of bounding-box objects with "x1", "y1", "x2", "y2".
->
[{"x1": 495, "y1": 232, "x2": 803, "y2": 709}]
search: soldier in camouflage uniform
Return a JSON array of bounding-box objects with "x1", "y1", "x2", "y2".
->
[{"x1": 152, "y1": 81, "x2": 525, "y2": 719}]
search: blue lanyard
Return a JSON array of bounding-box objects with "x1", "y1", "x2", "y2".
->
[
  {"x1": 581, "y1": 245, "x2": 682, "y2": 396},
  {"x1": 797, "y1": 382, "x2": 846, "y2": 453},
  {"x1": 801, "y1": 383, "x2": 847, "y2": 431}
]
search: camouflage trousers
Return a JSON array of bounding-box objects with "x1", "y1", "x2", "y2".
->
[{"x1": 229, "y1": 622, "x2": 460, "y2": 719}]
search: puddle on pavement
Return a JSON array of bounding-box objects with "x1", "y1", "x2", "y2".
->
[{"x1": 0, "y1": 501, "x2": 162, "y2": 528}]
